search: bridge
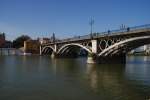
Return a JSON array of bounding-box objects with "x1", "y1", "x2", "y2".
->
[{"x1": 40, "y1": 24, "x2": 150, "y2": 63}]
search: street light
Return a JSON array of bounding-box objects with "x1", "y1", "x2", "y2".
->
[{"x1": 89, "y1": 18, "x2": 94, "y2": 39}]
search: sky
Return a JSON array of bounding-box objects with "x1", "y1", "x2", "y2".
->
[{"x1": 0, "y1": 0, "x2": 150, "y2": 41}]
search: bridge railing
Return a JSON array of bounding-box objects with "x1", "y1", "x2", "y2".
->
[
  {"x1": 129, "y1": 24, "x2": 150, "y2": 31},
  {"x1": 56, "y1": 24, "x2": 150, "y2": 43},
  {"x1": 94, "y1": 24, "x2": 150, "y2": 38},
  {"x1": 59, "y1": 34, "x2": 91, "y2": 43},
  {"x1": 112, "y1": 24, "x2": 150, "y2": 34}
]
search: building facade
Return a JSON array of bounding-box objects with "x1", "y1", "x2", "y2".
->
[
  {"x1": 0, "y1": 33, "x2": 5, "y2": 48},
  {"x1": 24, "y1": 40, "x2": 40, "y2": 54},
  {"x1": 38, "y1": 38, "x2": 51, "y2": 44}
]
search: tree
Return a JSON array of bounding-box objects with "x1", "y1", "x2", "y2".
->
[{"x1": 13, "y1": 35, "x2": 31, "y2": 48}]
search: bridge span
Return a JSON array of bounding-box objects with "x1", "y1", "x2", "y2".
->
[{"x1": 40, "y1": 24, "x2": 150, "y2": 63}]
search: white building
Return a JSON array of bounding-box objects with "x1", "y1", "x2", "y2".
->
[{"x1": 133, "y1": 44, "x2": 150, "y2": 53}]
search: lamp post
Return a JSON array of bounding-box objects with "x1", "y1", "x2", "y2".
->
[{"x1": 89, "y1": 18, "x2": 94, "y2": 39}]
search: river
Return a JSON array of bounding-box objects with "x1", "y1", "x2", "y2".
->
[{"x1": 0, "y1": 55, "x2": 150, "y2": 100}]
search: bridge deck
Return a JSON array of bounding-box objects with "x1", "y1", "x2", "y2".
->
[{"x1": 42, "y1": 24, "x2": 150, "y2": 46}]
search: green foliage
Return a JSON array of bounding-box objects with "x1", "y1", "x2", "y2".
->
[{"x1": 13, "y1": 35, "x2": 31, "y2": 48}]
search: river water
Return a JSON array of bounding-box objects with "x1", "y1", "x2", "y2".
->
[{"x1": 0, "y1": 55, "x2": 150, "y2": 100}]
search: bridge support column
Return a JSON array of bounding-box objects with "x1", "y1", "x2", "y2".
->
[
  {"x1": 51, "y1": 52, "x2": 57, "y2": 58},
  {"x1": 51, "y1": 44, "x2": 57, "y2": 58},
  {"x1": 87, "y1": 53, "x2": 97, "y2": 64},
  {"x1": 54, "y1": 44, "x2": 57, "y2": 52},
  {"x1": 87, "y1": 57, "x2": 96, "y2": 64},
  {"x1": 87, "y1": 40, "x2": 98, "y2": 64},
  {"x1": 40, "y1": 46, "x2": 42, "y2": 55},
  {"x1": 91, "y1": 40, "x2": 97, "y2": 53}
]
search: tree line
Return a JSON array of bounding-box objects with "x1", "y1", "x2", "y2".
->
[{"x1": 12, "y1": 35, "x2": 31, "y2": 48}]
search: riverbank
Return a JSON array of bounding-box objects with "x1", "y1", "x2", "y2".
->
[{"x1": 128, "y1": 52, "x2": 150, "y2": 56}]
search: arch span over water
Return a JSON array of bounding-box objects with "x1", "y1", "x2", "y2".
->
[
  {"x1": 57, "y1": 43, "x2": 92, "y2": 55},
  {"x1": 41, "y1": 46, "x2": 55, "y2": 55},
  {"x1": 99, "y1": 36, "x2": 150, "y2": 56}
]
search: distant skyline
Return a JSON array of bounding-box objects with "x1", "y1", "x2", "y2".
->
[{"x1": 0, "y1": 0, "x2": 150, "y2": 40}]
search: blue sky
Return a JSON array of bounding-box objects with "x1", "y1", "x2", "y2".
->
[{"x1": 0, "y1": 0, "x2": 150, "y2": 40}]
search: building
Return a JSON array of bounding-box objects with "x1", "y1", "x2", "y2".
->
[
  {"x1": 4, "y1": 41, "x2": 12, "y2": 48},
  {"x1": 24, "y1": 36, "x2": 57, "y2": 54},
  {"x1": 0, "y1": 33, "x2": 5, "y2": 48},
  {"x1": 130, "y1": 44, "x2": 150, "y2": 55},
  {"x1": 24, "y1": 40, "x2": 40, "y2": 54},
  {"x1": 38, "y1": 38, "x2": 51, "y2": 44},
  {"x1": 144, "y1": 44, "x2": 150, "y2": 54}
]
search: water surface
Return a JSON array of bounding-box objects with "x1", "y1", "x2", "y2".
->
[{"x1": 0, "y1": 56, "x2": 150, "y2": 100}]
